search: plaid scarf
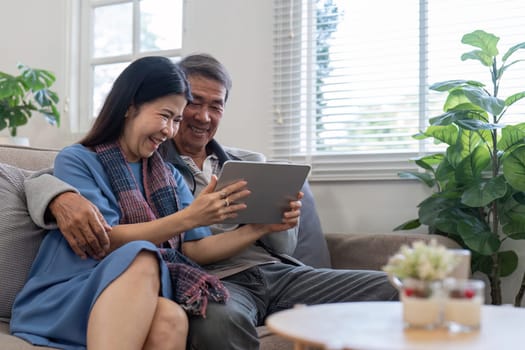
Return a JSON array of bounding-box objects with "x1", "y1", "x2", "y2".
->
[{"x1": 94, "y1": 142, "x2": 228, "y2": 317}]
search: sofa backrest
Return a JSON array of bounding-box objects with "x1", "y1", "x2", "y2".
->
[
  {"x1": 0, "y1": 144, "x2": 58, "y2": 171},
  {"x1": 0, "y1": 145, "x2": 60, "y2": 320},
  {"x1": 291, "y1": 181, "x2": 331, "y2": 268}
]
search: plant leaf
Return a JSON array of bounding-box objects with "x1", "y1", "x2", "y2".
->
[
  {"x1": 499, "y1": 250, "x2": 519, "y2": 277},
  {"x1": 500, "y1": 196, "x2": 525, "y2": 237},
  {"x1": 497, "y1": 59, "x2": 525, "y2": 80},
  {"x1": 434, "y1": 157, "x2": 456, "y2": 187},
  {"x1": 461, "y1": 50, "x2": 493, "y2": 66},
  {"x1": 18, "y1": 63, "x2": 56, "y2": 90},
  {"x1": 461, "y1": 30, "x2": 499, "y2": 57},
  {"x1": 414, "y1": 154, "x2": 444, "y2": 171},
  {"x1": 508, "y1": 231, "x2": 525, "y2": 240},
  {"x1": 503, "y1": 218, "x2": 525, "y2": 238},
  {"x1": 443, "y1": 90, "x2": 473, "y2": 111},
  {"x1": 455, "y1": 119, "x2": 500, "y2": 131},
  {"x1": 429, "y1": 111, "x2": 458, "y2": 126},
  {"x1": 505, "y1": 91, "x2": 525, "y2": 107},
  {"x1": 429, "y1": 79, "x2": 484, "y2": 92},
  {"x1": 418, "y1": 196, "x2": 457, "y2": 227},
  {"x1": 422, "y1": 124, "x2": 458, "y2": 146},
  {"x1": 446, "y1": 129, "x2": 485, "y2": 168},
  {"x1": 455, "y1": 144, "x2": 491, "y2": 184},
  {"x1": 498, "y1": 124, "x2": 525, "y2": 152},
  {"x1": 475, "y1": 254, "x2": 493, "y2": 275},
  {"x1": 461, "y1": 176, "x2": 507, "y2": 207},
  {"x1": 0, "y1": 74, "x2": 24, "y2": 99},
  {"x1": 502, "y1": 42, "x2": 525, "y2": 62},
  {"x1": 503, "y1": 145, "x2": 525, "y2": 191},
  {"x1": 393, "y1": 218, "x2": 421, "y2": 231},
  {"x1": 461, "y1": 85, "x2": 505, "y2": 115},
  {"x1": 398, "y1": 171, "x2": 435, "y2": 187},
  {"x1": 432, "y1": 207, "x2": 480, "y2": 239},
  {"x1": 512, "y1": 192, "x2": 525, "y2": 205},
  {"x1": 457, "y1": 221, "x2": 500, "y2": 255}
]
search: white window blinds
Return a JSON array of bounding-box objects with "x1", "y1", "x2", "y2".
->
[{"x1": 272, "y1": 0, "x2": 525, "y2": 181}]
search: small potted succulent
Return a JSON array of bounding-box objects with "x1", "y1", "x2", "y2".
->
[
  {"x1": 0, "y1": 63, "x2": 60, "y2": 143},
  {"x1": 382, "y1": 239, "x2": 460, "y2": 282},
  {"x1": 383, "y1": 240, "x2": 460, "y2": 328}
]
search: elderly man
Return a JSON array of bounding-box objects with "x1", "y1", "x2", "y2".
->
[{"x1": 159, "y1": 53, "x2": 397, "y2": 350}]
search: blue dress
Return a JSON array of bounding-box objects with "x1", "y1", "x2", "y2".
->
[{"x1": 10, "y1": 144, "x2": 211, "y2": 349}]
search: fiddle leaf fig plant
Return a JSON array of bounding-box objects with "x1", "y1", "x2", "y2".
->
[
  {"x1": 395, "y1": 30, "x2": 525, "y2": 306},
  {"x1": 0, "y1": 63, "x2": 60, "y2": 137}
]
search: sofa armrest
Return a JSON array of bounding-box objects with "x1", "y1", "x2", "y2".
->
[{"x1": 325, "y1": 232, "x2": 461, "y2": 271}]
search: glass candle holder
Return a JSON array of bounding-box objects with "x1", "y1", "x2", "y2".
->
[
  {"x1": 443, "y1": 278, "x2": 484, "y2": 332},
  {"x1": 400, "y1": 278, "x2": 443, "y2": 329}
]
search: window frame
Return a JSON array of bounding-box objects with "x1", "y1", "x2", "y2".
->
[{"x1": 72, "y1": 0, "x2": 184, "y2": 132}]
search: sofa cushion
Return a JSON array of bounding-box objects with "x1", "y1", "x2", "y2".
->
[
  {"x1": 291, "y1": 181, "x2": 331, "y2": 268},
  {"x1": 0, "y1": 164, "x2": 46, "y2": 319},
  {"x1": 1, "y1": 321, "x2": 60, "y2": 349}
]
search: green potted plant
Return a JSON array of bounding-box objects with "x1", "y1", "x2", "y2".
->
[
  {"x1": 395, "y1": 30, "x2": 525, "y2": 306},
  {"x1": 0, "y1": 63, "x2": 60, "y2": 140}
]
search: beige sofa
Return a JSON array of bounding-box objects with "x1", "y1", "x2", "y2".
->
[{"x1": 0, "y1": 144, "x2": 460, "y2": 350}]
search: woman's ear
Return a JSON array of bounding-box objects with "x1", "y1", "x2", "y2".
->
[{"x1": 125, "y1": 105, "x2": 138, "y2": 118}]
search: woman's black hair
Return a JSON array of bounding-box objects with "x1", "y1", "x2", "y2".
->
[{"x1": 80, "y1": 56, "x2": 192, "y2": 147}]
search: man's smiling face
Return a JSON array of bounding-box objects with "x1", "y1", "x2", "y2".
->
[{"x1": 174, "y1": 75, "x2": 226, "y2": 156}]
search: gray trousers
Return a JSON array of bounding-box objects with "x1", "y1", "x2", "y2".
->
[{"x1": 188, "y1": 263, "x2": 398, "y2": 350}]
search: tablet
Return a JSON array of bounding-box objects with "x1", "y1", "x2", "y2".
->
[{"x1": 216, "y1": 160, "x2": 311, "y2": 224}]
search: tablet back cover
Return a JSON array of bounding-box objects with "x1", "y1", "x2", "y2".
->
[{"x1": 216, "y1": 160, "x2": 311, "y2": 224}]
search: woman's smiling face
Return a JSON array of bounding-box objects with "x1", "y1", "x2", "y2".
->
[{"x1": 119, "y1": 94, "x2": 187, "y2": 162}]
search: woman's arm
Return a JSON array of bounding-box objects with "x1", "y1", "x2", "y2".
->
[
  {"x1": 182, "y1": 195, "x2": 302, "y2": 265},
  {"x1": 54, "y1": 147, "x2": 252, "y2": 253},
  {"x1": 108, "y1": 173, "x2": 252, "y2": 251},
  {"x1": 182, "y1": 224, "x2": 268, "y2": 265}
]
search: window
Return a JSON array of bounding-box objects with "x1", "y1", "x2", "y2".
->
[
  {"x1": 73, "y1": 0, "x2": 183, "y2": 131},
  {"x1": 272, "y1": 0, "x2": 525, "y2": 180}
]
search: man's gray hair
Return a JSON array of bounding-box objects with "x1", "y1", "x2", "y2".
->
[{"x1": 179, "y1": 53, "x2": 233, "y2": 102}]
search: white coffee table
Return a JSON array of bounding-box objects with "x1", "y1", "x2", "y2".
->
[{"x1": 265, "y1": 301, "x2": 525, "y2": 350}]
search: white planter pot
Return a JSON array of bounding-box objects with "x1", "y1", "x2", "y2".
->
[{"x1": 0, "y1": 136, "x2": 30, "y2": 146}]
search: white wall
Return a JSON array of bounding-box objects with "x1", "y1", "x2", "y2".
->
[
  {"x1": 0, "y1": 0, "x2": 77, "y2": 146},
  {"x1": 1, "y1": 0, "x2": 523, "y2": 305}
]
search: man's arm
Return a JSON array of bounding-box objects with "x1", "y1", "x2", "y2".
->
[
  {"x1": 25, "y1": 170, "x2": 111, "y2": 259},
  {"x1": 258, "y1": 225, "x2": 299, "y2": 255}
]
